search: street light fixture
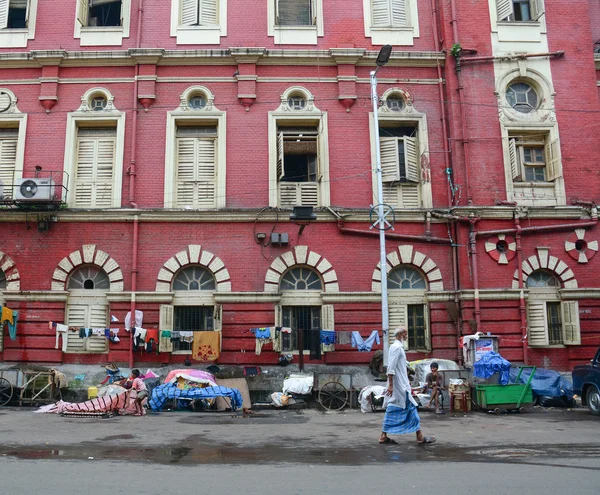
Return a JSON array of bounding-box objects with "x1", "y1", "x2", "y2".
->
[{"x1": 370, "y1": 45, "x2": 392, "y2": 367}]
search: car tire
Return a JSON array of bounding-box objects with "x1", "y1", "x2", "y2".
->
[{"x1": 586, "y1": 386, "x2": 600, "y2": 416}]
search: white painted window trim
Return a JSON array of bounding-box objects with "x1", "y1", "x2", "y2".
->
[
  {"x1": 170, "y1": 0, "x2": 227, "y2": 45},
  {"x1": 369, "y1": 89, "x2": 431, "y2": 209},
  {"x1": 362, "y1": 0, "x2": 419, "y2": 46},
  {"x1": 164, "y1": 86, "x2": 226, "y2": 209},
  {"x1": 63, "y1": 89, "x2": 125, "y2": 208},
  {"x1": 64, "y1": 291, "x2": 110, "y2": 354},
  {"x1": 489, "y1": 0, "x2": 547, "y2": 41},
  {"x1": 0, "y1": 0, "x2": 38, "y2": 48},
  {"x1": 388, "y1": 290, "x2": 431, "y2": 352},
  {"x1": 74, "y1": 0, "x2": 131, "y2": 47},
  {"x1": 268, "y1": 86, "x2": 330, "y2": 208},
  {"x1": 267, "y1": 0, "x2": 324, "y2": 45},
  {"x1": 0, "y1": 115, "x2": 27, "y2": 196}
]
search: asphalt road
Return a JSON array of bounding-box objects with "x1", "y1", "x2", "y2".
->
[{"x1": 0, "y1": 406, "x2": 598, "y2": 494}]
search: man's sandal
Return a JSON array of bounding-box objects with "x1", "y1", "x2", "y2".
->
[
  {"x1": 379, "y1": 437, "x2": 399, "y2": 445},
  {"x1": 417, "y1": 436, "x2": 436, "y2": 445}
]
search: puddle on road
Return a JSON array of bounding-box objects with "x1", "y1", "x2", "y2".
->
[{"x1": 1, "y1": 442, "x2": 599, "y2": 468}]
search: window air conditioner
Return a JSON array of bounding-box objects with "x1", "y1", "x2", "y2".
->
[{"x1": 15, "y1": 178, "x2": 56, "y2": 201}]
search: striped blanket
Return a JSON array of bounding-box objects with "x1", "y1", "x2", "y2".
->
[
  {"x1": 36, "y1": 391, "x2": 139, "y2": 415},
  {"x1": 149, "y1": 383, "x2": 243, "y2": 411}
]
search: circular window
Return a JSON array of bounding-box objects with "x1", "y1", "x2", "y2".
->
[
  {"x1": 506, "y1": 82, "x2": 538, "y2": 114},
  {"x1": 68, "y1": 266, "x2": 110, "y2": 290},
  {"x1": 496, "y1": 240, "x2": 508, "y2": 253},
  {"x1": 575, "y1": 239, "x2": 587, "y2": 252},
  {"x1": 287, "y1": 95, "x2": 307, "y2": 110},
  {"x1": 188, "y1": 95, "x2": 207, "y2": 110},
  {"x1": 386, "y1": 96, "x2": 405, "y2": 112},
  {"x1": 90, "y1": 96, "x2": 108, "y2": 111}
]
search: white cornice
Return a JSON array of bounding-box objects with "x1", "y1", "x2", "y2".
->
[
  {"x1": 214, "y1": 292, "x2": 281, "y2": 303},
  {"x1": 559, "y1": 288, "x2": 600, "y2": 299},
  {"x1": 2, "y1": 291, "x2": 69, "y2": 302},
  {"x1": 105, "y1": 292, "x2": 174, "y2": 303}
]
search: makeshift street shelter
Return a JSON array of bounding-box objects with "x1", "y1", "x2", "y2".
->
[{"x1": 149, "y1": 384, "x2": 243, "y2": 411}]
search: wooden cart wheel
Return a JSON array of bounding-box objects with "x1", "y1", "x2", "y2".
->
[
  {"x1": 519, "y1": 407, "x2": 527, "y2": 413},
  {"x1": 318, "y1": 381, "x2": 349, "y2": 411},
  {"x1": 0, "y1": 377, "x2": 13, "y2": 406},
  {"x1": 493, "y1": 408, "x2": 501, "y2": 415}
]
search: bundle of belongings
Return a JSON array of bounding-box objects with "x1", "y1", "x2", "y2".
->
[
  {"x1": 509, "y1": 367, "x2": 576, "y2": 407},
  {"x1": 36, "y1": 390, "x2": 142, "y2": 417}
]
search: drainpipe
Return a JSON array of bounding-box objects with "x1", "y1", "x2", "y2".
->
[
  {"x1": 449, "y1": 0, "x2": 473, "y2": 205},
  {"x1": 129, "y1": 215, "x2": 139, "y2": 369},
  {"x1": 468, "y1": 216, "x2": 482, "y2": 333},
  {"x1": 461, "y1": 51, "x2": 565, "y2": 64},
  {"x1": 337, "y1": 223, "x2": 452, "y2": 244},
  {"x1": 515, "y1": 217, "x2": 528, "y2": 365},
  {"x1": 476, "y1": 218, "x2": 598, "y2": 237}
]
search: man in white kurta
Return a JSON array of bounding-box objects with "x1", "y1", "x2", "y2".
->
[{"x1": 379, "y1": 327, "x2": 436, "y2": 445}]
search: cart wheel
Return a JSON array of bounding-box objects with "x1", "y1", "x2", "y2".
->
[
  {"x1": 0, "y1": 377, "x2": 13, "y2": 406},
  {"x1": 519, "y1": 407, "x2": 527, "y2": 413},
  {"x1": 318, "y1": 382, "x2": 349, "y2": 411},
  {"x1": 493, "y1": 408, "x2": 501, "y2": 415}
]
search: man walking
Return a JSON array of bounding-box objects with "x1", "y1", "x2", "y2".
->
[{"x1": 379, "y1": 327, "x2": 436, "y2": 445}]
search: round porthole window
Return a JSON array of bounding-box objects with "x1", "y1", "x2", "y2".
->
[
  {"x1": 90, "y1": 96, "x2": 107, "y2": 111},
  {"x1": 506, "y1": 82, "x2": 538, "y2": 114},
  {"x1": 287, "y1": 95, "x2": 307, "y2": 110},
  {"x1": 386, "y1": 96, "x2": 405, "y2": 112},
  {"x1": 188, "y1": 95, "x2": 207, "y2": 109}
]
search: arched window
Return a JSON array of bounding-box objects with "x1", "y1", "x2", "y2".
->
[
  {"x1": 526, "y1": 271, "x2": 559, "y2": 288},
  {"x1": 0, "y1": 270, "x2": 6, "y2": 290},
  {"x1": 67, "y1": 266, "x2": 110, "y2": 290},
  {"x1": 388, "y1": 266, "x2": 426, "y2": 289},
  {"x1": 173, "y1": 266, "x2": 216, "y2": 291},
  {"x1": 280, "y1": 267, "x2": 323, "y2": 291}
]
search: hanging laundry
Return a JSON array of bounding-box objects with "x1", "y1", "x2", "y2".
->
[
  {"x1": 134, "y1": 327, "x2": 148, "y2": 342},
  {"x1": 192, "y1": 331, "x2": 221, "y2": 361},
  {"x1": 352, "y1": 330, "x2": 380, "y2": 352},
  {"x1": 109, "y1": 328, "x2": 120, "y2": 343},
  {"x1": 179, "y1": 331, "x2": 194, "y2": 343},
  {"x1": 54, "y1": 323, "x2": 69, "y2": 352},
  {"x1": 78, "y1": 328, "x2": 86, "y2": 339},
  {"x1": 91, "y1": 328, "x2": 105, "y2": 337},
  {"x1": 252, "y1": 327, "x2": 271, "y2": 339},
  {"x1": 124, "y1": 310, "x2": 143, "y2": 331},
  {"x1": 320, "y1": 330, "x2": 335, "y2": 345},
  {"x1": 6, "y1": 310, "x2": 17, "y2": 341},
  {"x1": 1, "y1": 306, "x2": 14, "y2": 325},
  {"x1": 159, "y1": 330, "x2": 173, "y2": 353},
  {"x1": 336, "y1": 331, "x2": 352, "y2": 345},
  {"x1": 255, "y1": 338, "x2": 271, "y2": 355},
  {"x1": 111, "y1": 315, "x2": 119, "y2": 323}
]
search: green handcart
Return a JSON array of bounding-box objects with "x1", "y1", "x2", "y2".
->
[{"x1": 475, "y1": 366, "x2": 536, "y2": 414}]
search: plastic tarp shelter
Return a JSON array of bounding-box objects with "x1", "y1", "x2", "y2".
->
[
  {"x1": 149, "y1": 383, "x2": 243, "y2": 411},
  {"x1": 473, "y1": 351, "x2": 511, "y2": 385},
  {"x1": 509, "y1": 367, "x2": 574, "y2": 400}
]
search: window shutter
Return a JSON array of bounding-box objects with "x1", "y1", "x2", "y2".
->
[
  {"x1": 0, "y1": 134, "x2": 17, "y2": 200},
  {"x1": 176, "y1": 136, "x2": 216, "y2": 208},
  {"x1": 321, "y1": 304, "x2": 335, "y2": 352},
  {"x1": 181, "y1": 0, "x2": 199, "y2": 25},
  {"x1": 380, "y1": 138, "x2": 400, "y2": 182},
  {"x1": 277, "y1": 0, "x2": 311, "y2": 26},
  {"x1": 94, "y1": 138, "x2": 116, "y2": 208},
  {"x1": 391, "y1": 0, "x2": 408, "y2": 26},
  {"x1": 382, "y1": 184, "x2": 399, "y2": 208},
  {"x1": 545, "y1": 139, "x2": 561, "y2": 181},
  {"x1": 176, "y1": 137, "x2": 195, "y2": 206},
  {"x1": 78, "y1": 0, "x2": 89, "y2": 26},
  {"x1": 372, "y1": 0, "x2": 391, "y2": 27},
  {"x1": 0, "y1": 0, "x2": 8, "y2": 30},
  {"x1": 86, "y1": 305, "x2": 109, "y2": 353},
  {"x1": 388, "y1": 303, "x2": 407, "y2": 347},
  {"x1": 277, "y1": 132, "x2": 285, "y2": 180},
  {"x1": 200, "y1": 0, "x2": 218, "y2": 25},
  {"x1": 423, "y1": 304, "x2": 431, "y2": 351},
  {"x1": 275, "y1": 304, "x2": 282, "y2": 327},
  {"x1": 74, "y1": 131, "x2": 116, "y2": 208},
  {"x1": 213, "y1": 304, "x2": 223, "y2": 331},
  {"x1": 196, "y1": 138, "x2": 216, "y2": 207},
  {"x1": 399, "y1": 183, "x2": 420, "y2": 208},
  {"x1": 159, "y1": 305, "x2": 174, "y2": 352},
  {"x1": 530, "y1": 0, "x2": 544, "y2": 21},
  {"x1": 527, "y1": 301, "x2": 549, "y2": 346},
  {"x1": 496, "y1": 0, "x2": 513, "y2": 20},
  {"x1": 508, "y1": 138, "x2": 521, "y2": 180},
  {"x1": 25, "y1": 0, "x2": 31, "y2": 25},
  {"x1": 403, "y1": 136, "x2": 420, "y2": 183},
  {"x1": 279, "y1": 183, "x2": 298, "y2": 207},
  {"x1": 561, "y1": 301, "x2": 581, "y2": 345},
  {"x1": 311, "y1": 0, "x2": 317, "y2": 25},
  {"x1": 299, "y1": 182, "x2": 319, "y2": 206},
  {"x1": 65, "y1": 305, "x2": 88, "y2": 353},
  {"x1": 74, "y1": 138, "x2": 95, "y2": 207}
]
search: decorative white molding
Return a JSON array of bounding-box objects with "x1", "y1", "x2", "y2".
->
[
  {"x1": 512, "y1": 247, "x2": 578, "y2": 289},
  {"x1": 0, "y1": 251, "x2": 20, "y2": 291}
]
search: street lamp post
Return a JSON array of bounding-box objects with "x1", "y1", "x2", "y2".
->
[{"x1": 370, "y1": 45, "x2": 393, "y2": 367}]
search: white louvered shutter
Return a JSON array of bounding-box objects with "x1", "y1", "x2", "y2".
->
[
  {"x1": 388, "y1": 303, "x2": 407, "y2": 347},
  {"x1": 382, "y1": 184, "x2": 399, "y2": 208},
  {"x1": 159, "y1": 305, "x2": 174, "y2": 353},
  {"x1": 87, "y1": 305, "x2": 109, "y2": 353},
  {"x1": 25, "y1": 0, "x2": 31, "y2": 25},
  {"x1": 545, "y1": 139, "x2": 561, "y2": 181},
  {"x1": 74, "y1": 129, "x2": 116, "y2": 208},
  {"x1": 372, "y1": 0, "x2": 391, "y2": 27},
  {"x1": 527, "y1": 301, "x2": 549, "y2": 346},
  {"x1": 0, "y1": 0, "x2": 8, "y2": 29},
  {"x1": 399, "y1": 184, "x2": 420, "y2": 208},
  {"x1": 380, "y1": 138, "x2": 400, "y2": 182},
  {"x1": 391, "y1": 0, "x2": 407, "y2": 26},
  {"x1": 561, "y1": 301, "x2": 581, "y2": 345},
  {"x1": 496, "y1": 0, "x2": 513, "y2": 20},
  {"x1": 277, "y1": 131, "x2": 285, "y2": 179},
  {"x1": 403, "y1": 136, "x2": 420, "y2": 183},
  {"x1": 176, "y1": 133, "x2": 216, "y2": 208},
  {"x1": 530, "y1": 0, "x2": 544, "y2": 20},
  {"x1": 275, "y1": 304, "x2": 282, "y2": 327},
  {"x1": 0, "y1": 130, "x2": 18, "y2": 200},
  {"x1": 299, "y1": 183, "x2": 319, "y2": 206},
  {"x1": 279, "y1": 183, "x2": 298, "y2": 207},
  {"x1": 196, "y1": 138, "x2": 216, "y2": 207},
  {"x1": 423, "y1": 304, "x2": 431, "y2": 351},
  {"x1": 77, "y1": 0, "x2": 89, "y2": 26},
  {"x1": 508, "y1": 138, "x2": 521, "y2": 180},
  {"x1": 181, "y1": 0, "x2": 199, "y2": 25},
  {"x1": 213, "y1": 304, "x2": 222, "y2": 331},
  {"x1": 176, "y1": 137, "x2": 195, "y2": 206},
  {"x1": 65, "y1": 305, "x2": 88, "y2": 353},
  {"x1": 200, "y1": 0, "x2": 218, "y2": 25}
]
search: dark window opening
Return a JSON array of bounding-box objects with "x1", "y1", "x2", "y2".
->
[
  {"x1": 575, "y1": 239, "x2": 586, "y2": 252},
  {"x1": 546, "y1": 302, "x2": 562, "y2": 345},
  {"x1": 89, "y1": 0, "x2": 122, "y2": 27},
  {"x1": 279, "y1": 127, "x2": 318, "y2": 183},
  {"x1": 83, "y1": 279, "x2": 95, "y2": 289},
  {"x1": 277, "y1": 0, "x2": 313, "y2": 26},
  {"x1": 496, "y1": 240, "x2": 508, "y2": 253},
  {"x1": 7, "y1": 5, "x2": 27, "y2": 29},
  {"x1": 379, "y1": 125, "x2": 416, "y2": 182},
  {"x1": 407, "y1": 304, "x2": 426, "y2": 349},
  {"x1": 511, "y1": 0, "x2": 531, "y2": 21},
  {"x1": 173, "y1": 306, "x2": 214, "y2": 352},
  {"x1": 282, "y1": 306, "x2": 320, "y2": 352}
]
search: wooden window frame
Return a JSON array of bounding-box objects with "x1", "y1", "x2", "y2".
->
[
  {"x1": 362, "y1": 0, "x2": 419, "y2": 46},
  {"x1": 74, "y1": 0, "x2": 131, "y2": 46},
  {"x1": 268, "y1": 0, "x2": 323, "y2": 45},
  {"x1": 0, "y1": 0, "x2": 38, "y2": 48},
  {"x1": 170, "y1": 0, "x2": 227, "y2": 44}
]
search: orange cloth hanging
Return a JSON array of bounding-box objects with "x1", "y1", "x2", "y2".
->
[
  {"x1": 1, "y1": 306, "x2": 13, "y2": 325},
  {"x1": 192, "y1": 331, "x2": 221, "y2": 362}
]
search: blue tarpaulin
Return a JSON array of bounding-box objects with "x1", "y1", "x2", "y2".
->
[
  {"x1": 473, "y1": 351, "x2": 511, "y2": 385},
  {"x1": 509, "y1": 367, "x2": 573, "y2": 400},
  {"x1": 149, "y1": 383, "x2": 244, "y2": 411}
]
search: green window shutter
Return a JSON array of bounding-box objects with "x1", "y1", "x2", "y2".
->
[
  {"x1": 561, "y1": 301, "x2": 581, "y2": 345},
  {"x1": 527, "y1": 301, "x2": 549, "y2": 346}
]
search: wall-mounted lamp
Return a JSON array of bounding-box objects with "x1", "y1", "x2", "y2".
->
[
  {"x1": 290, "y1": 206, "x2": 316, "y2": 235},
  {"x1": 37, "y1": 218, "x2": 50, "y2": 233}
]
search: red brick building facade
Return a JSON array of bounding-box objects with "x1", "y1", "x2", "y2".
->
[{"x1": 0, "y1": 0, "x2": 598, "y2": 371}]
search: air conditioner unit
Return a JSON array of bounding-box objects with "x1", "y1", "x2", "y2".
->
[{"x1": 15, "y1": 178, "x2": 56, "y2": 201}]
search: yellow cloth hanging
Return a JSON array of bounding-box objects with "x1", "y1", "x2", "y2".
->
[
  {"x1": 192, "y1": 331, "x2": 221, "y2": 361},
  {"x1": 1, "y1": 306, "x2": 13, "y2": 325}
]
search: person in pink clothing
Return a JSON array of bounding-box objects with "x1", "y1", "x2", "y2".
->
[{"x1": 130, "y1": 369, "x2": 148, "y2": 416}]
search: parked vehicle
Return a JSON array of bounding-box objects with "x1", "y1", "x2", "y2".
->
[{"x1": 572, "y1": 346, "x2": 600, "y2": 416}]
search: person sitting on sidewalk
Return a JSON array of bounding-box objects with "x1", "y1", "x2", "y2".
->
[
  {"x1": 130, "y1": 369, "x2": 148, "y2": 416},
  {"x1": 425, "y1": 362, "x2": 445, "y2": 414}
]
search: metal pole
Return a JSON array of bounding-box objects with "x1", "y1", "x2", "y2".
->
[{"x1": 370, "y1": 68, "x2": 390, "y2": 367}]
